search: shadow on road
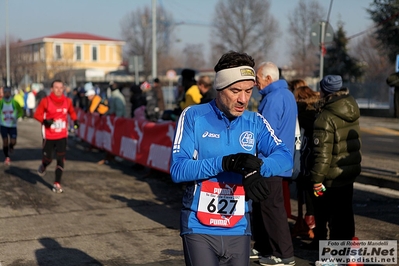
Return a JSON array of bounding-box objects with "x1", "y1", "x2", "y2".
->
[
  {"x1": 5, "y1": 166, "x2": 53, "y2": 190},
  {"x1": 110, "y1": 194, "x2": 180, "y2": 230},
  {"x1": 35, "y1": 237, "x2": 102, "y2": 266}
]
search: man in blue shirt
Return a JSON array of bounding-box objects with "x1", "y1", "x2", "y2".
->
[
  {"x1": 170, "y1": 52, "x2": 293, "y2": 266},
  {"x1": 252, "y1": 62, "x2": 297, "y2": 266}
]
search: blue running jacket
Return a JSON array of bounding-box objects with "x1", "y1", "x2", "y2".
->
[{"x1": 170, "y1": 100, "x2": 293, "y2": 236}]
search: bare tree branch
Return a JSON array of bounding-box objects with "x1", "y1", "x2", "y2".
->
[
  {"x1": 287, "y1": 0, "x2": 325, "y2": 78},
  {"x1": 211, "y1": 0, "x2": 279, "y2": 65},
  {"x1": 120, "y1": 5, "x2": 175, "y2": 78}
]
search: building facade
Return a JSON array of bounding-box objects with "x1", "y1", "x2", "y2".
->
[{"x1": 18, "y1": 32, "x2": 125, "y2": 86}]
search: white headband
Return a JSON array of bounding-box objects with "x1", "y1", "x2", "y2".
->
[{"x1": 214, "y1": 66, "x2": 256, "y2": 91}]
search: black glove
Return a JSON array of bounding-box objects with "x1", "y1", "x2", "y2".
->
[
  {"x1": 242, "y1": 170, "x2": 270, "y2": 202},
  {"x1": 222, "y1": 153, "x2": 262, "y2": 173},
  {"x1": 74, "y1": 120, "x2": 80, "y2": 129},
  {"x1": 43, "y1": 119, "x2": 54, "y2": 127}
]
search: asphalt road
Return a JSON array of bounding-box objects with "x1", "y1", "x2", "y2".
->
[{"x1": 0, "y1": 118, "x2": 398, "y2": 266}]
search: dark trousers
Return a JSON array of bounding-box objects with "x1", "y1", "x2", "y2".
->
[
  {"x1": 313, "y1": 183, "x2": 355, "y2": 241},
  {"x1": 182, "y1": 234, "x2": 250, "y2": 266},
  {"x1": 42, "y1": 138, "x2": 67, "y2": 183},
  {"x1": 252, "y1": 176, "x2": 294, "y2": 259}
]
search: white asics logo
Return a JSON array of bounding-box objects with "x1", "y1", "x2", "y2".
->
[{"x1": 202, "y1": 131, "x2": 220, "y2": 138}]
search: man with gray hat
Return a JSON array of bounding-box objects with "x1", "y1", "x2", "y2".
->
[
  {"x1": 306, "y1": 75, "x2": 361, "y2": 249},
  {"x1": 0, "y1": 87, "x2": 23, "y2": 165}
]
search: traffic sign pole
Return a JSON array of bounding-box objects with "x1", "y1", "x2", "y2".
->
[{"x1": 310, "y1": 21, "x2": 334, "y2": 91}]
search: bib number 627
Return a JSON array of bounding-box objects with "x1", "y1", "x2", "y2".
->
[{"x1": 207, "y1": 198, "x2": 238, "y2": 214}]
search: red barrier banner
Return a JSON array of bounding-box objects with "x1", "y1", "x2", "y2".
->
[
  {"x1": 74, "y1": 109, "x2": 176, "y2": 173},
  {"x1": 72, "y1": 109, "x2": 293, "y2": 218}
]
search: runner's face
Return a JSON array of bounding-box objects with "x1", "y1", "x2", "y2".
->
[
  {"x1": 216, "y1": 80, "x2": 254, "y2": 119},
  {"x1": 52, "y1": 82, "x2": 64, "y2": 97},
  {"x1": 256, "y1": 66, "x2": 271, "y2": 90},
  {"x1": 3, "y1": 90, "x2": 11, "y2": 98}
]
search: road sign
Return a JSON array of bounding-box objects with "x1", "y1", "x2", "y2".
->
[
  {"x1": 129, "y1": 55, "x2": 143, "y2": 72},
  {"x1": 396, "y1": 54, "x2": 399, "y2": 72},
  {"x1": 166, "y1": 69, "x2": 176, "y2": 80},
  {"x1": 310, "y1": 21, "x2": 334, "y2": 46}
]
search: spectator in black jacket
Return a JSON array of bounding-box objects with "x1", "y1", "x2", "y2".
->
[{"x1": 130, "y1": 84, "x2": 146, "y2": 118}]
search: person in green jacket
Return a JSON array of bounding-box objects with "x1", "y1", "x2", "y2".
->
[
  {"x1": 307, "y1": 75, "x2": 361, "y2": 249},
  {"x1": 0, "y1": 87, "x2": 24, "y2": 165}
]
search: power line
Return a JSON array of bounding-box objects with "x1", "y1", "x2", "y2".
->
[{"x1": 347, "y1": 10, "x2": 399, "y2": 40}]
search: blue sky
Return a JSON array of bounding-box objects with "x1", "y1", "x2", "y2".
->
[{"x1": 0, "y1": 0, "x2": 374, "y2": 67}]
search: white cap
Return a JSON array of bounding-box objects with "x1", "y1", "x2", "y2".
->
[{"x1": 85, "y1": 89, "x2": 95, "y2": 97}]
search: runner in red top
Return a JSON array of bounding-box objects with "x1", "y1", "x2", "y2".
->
[{"x1": 34, "y1": 80, "x2": 79, "y2": 193}]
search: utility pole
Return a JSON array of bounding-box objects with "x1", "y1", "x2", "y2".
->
[
  {"x1": 152, "y1": 0, "x2": 157, "y2": 80},
  {"x1": 5, "y1": 0, "x2": 10, "y2": 87}
]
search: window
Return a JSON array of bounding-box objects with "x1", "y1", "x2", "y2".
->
[
  {"x1": 75, "y1": 44, "x2": 82, "y2": 61},
  {"x1": 92, "y1": 45, "x2": 98, "y2": 61},
  {"x1": 33, "y1": 44, "x2": 39, "y2": 62},
  {"x1": 40, "y1": 45, "x2": 45, "y2": 61},
  {"x1": 54, "y1": 43, "x2": 62, "y2": 60}
]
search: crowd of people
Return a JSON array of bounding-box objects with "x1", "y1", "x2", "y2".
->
[{"x1": 0, "y1": 49, "x2": 363, "y2": 265}]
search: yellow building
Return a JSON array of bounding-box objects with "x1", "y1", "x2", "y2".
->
[{"x1": 19, "y1": 32, "x2": 125, "y2": 85}]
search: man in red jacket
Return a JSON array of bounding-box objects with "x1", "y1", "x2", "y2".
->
[{"x1": 34, "y1": 80, "x2": 79, "y2": 193}]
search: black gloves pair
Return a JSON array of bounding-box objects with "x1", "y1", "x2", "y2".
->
[
  {"x1": 222, "y1": 153, "x2": 270, "y2": 202},
  {"x1": 43, "y1": 119, "x2": 79, "y2": 129}
]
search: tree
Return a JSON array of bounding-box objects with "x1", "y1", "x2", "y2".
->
[
  {"x1": 210, "y1": 0, "x2": 279, "y2": 65},
  {"x1": 0, "y1": 36, "x2": 23, "y2": 87},
  {"x1": 323, "y1": 23, "x2": 364, "y2": 83},
  {"x1": 182, "y1": 44, "x2": 206, "y2": 70},
  {"x1": 121, "y1": 5, "x2": 175, "y2": 79},
  {"x1": 287, "y1": 0, "x2": 325, "y2": 78},
  {"x1": 350, "y1": 33, "x2": 391, "y2": 102},
  {"x1": 367, "y1": 0, "x2": 399, "y2": 64}
]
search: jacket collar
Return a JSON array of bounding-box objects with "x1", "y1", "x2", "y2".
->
[{"x1": 259, "y1": 79, "x2": 289, "y2": 96}]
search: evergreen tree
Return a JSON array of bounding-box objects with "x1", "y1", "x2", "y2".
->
[
  {"x1": 367, "y1": 0, "x2": 399, "y2": 64},
  {"x1": 323, "y1": 23, "x2": 364, "y2": 82}
]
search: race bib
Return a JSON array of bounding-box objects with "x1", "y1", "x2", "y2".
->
[
  {"x1": 51, "y1": 119, "x2": 66, "y2": 132},
  {"x1": 197, "y1": 180, "x2": 245, "y2": 228}
]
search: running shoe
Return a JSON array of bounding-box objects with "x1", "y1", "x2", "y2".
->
[
  {"x1": 37, "y1": 164, "x2": 46, "y2": 177},
  {"x1": 52, "y1": 182, "x2": 63, "y2": 193},
  {"x1": 4, "y1": 157, "x2": 11, "y2": 166},
  {"x1": 259, "y1": 256, "x2": 295, "y2": 266},
  {"x1": 250, "y1": 248, "x2": 262, "y2": 259}
]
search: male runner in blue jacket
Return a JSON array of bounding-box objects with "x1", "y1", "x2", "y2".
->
[{"x1": 170, "y1": 51, "x2": 293, "y2": 266}]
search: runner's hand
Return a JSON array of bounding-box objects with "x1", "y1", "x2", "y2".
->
[
  {"x1": 313, "y1": 183, "x2": 326, "y2": 197},
  {"x1": 242, "y1": 170, "x2": 269, "y2": 202},
  {"x1": 43, "y1": 119, "x2": 54, "y2": 127},
  {"x1": 222, "y1": 153, "x2": 263, "y2": 173}
]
